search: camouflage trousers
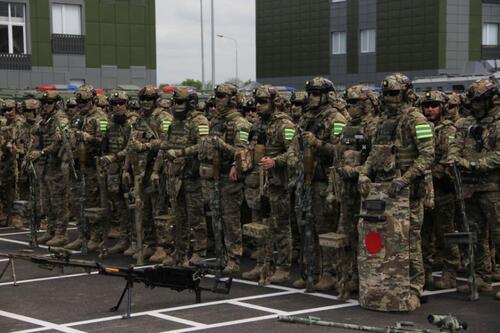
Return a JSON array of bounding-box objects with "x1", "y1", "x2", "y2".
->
[
  {"x1": 41, "y1": 164, "x2": 70, "y2": 235},
  {"x1": 0, "y1": 175, "x2": 15, "y2": 225},
  {"x1": 409, "y1": 197, "x2": 425, "y2": 296},
  {"x1": 218, "y1": 176, "x2": 243, "y2": 262},
  {"x1": 79, "y1": 168, "x2": 100, "y2": 240},
  {"x1": 171, "y1": 178, "x2": 207, "y2": 260},
  {"x1": 108, "y1": 184, "x2": 130, "y2": 242},
  {"x1": 422, "y1": 191, "x2": 460, "y2": 274},
  {"x1": 466, "y1": 191, "x2": 499, "y2": 281},
  {"x1": 312, "y1": 181, "x2": 339, "y2": 275}
]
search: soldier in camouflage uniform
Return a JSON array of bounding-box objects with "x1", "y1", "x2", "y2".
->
[
  {"x1": 332, "y1": 84, "x2": 379, "y2": 298},
  {"x1": 152, "y1": 88, "x2": 209, "y2": 266},
  {"x1": 358, "y1": 73, "x2": 435, "y2": 309},
  {"x1": 290, "y1": 77, "x2": 346, "y2": 290},
  {"x1": 289, "y1": 91, "x2": 307, "y2": 124},
  {"x1": 99, "y1": 91, "x2": 133, "y2": 254},
  {"x1": 122, "y1": 85, "x2": 171, "y2": 259},
  {"x1": 449, "y1": 79, "x2": 499, "y2": 294},
  {"x1": 420, "y1": 91, "x2": 461, "y2": 290},
  {"x1": 175, "y1": 83, "x2": 251, "y2": 273},
  {"x1": 27, "y1": 91, "x2": 71, "y2": 246},
  {"x1": 446, "y1": 92, "x2": 462, "y2": 123},
  {"x1": 95, "y1": 94, "x2": 110, "y2": 113},
  {"x1": 241, "y1": 85, "x2": 295, "y2": 283},
  {"x1": 65, "y1": 85, "x2": 108, "y2": 251}
]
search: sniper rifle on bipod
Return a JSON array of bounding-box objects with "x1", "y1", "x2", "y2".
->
[{"x1": 0, "y1": 248, "x2": 232, "y2": 319}]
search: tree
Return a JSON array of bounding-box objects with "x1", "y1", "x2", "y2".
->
[{"x1": 181, "y1": 79, "x2": 202, "y2": 91}]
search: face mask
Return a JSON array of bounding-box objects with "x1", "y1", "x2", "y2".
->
[
  {"x1": 140, "y1": 100, "x2": 155, "y2": 112},
  {"x1": 308, "y1": 92, "x2": 322, "y2": 109},
  {"x1": 215, "y1": 95, "x2": 230, "y2": 110},
  {"x1": 112, "y1": 113, "x2": 127, "y2": 124},
  {"x1": 78, "y1": 100, "x2": 92, "y2": 114},
  {"x1": 470, "y1": 99, "x2": 488, "y2": 119},
  {"x1": 256, "y1": 98, "x2": 272, "y2": 118}
]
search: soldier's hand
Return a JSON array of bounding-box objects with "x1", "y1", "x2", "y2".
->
[
  {"x1": 387, "y1": 177, "x2": 408, "y2": 198},
  {"x1": 130, "y1": 141, "x2": 150, "y2": 152},
  {"x1": 76, "y1": 130, "x2": 92, "y2": 143},
  {"x1": 301, "y1": 131, "x2": 321, "y2": 147},
  {"x1": 166, "y1": 149, "x2": 182, "y2": 160},
  {"x1": 122, "y1": 172, "x2": 132, "y2": 188},
  {"x1": 261, "y1": 156, "x2": 275, "y2": 170},
  {"x1": 358, "y1": 174, "x2": 371, "y2": 197},
  {"x1": 150, "y1": 172, "x2": 160, "y2": 187},
  {"x1": 229, "y1": 164, "x2": 239, "y2": 182},
  {"x1": 27, "y1": 150, "x2": 43, "y2": 161},
  {"x1": 100, "y1": 155, "x2": 114, "y2": 166},
  {"x1": 338, "y1": 165, "x2": 357, "y2": 179}
]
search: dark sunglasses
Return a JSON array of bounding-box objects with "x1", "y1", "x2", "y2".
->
[
  {"x1": 309, "y1": 91, "x2": 322, "y2": 97},
  {"x1": 174, "y1": 98, "x2": 187, "y2": 105},
  {"x1": 111, "y1": 100, "x2": 127, "y2": 106},
  {"x1": 383, "y1": 90, "x2": 400, "y2": 97},
  {"x1": 3, "y1": 108, "x2": 15, "y2": 112},
  {"x1": 255, "y1": 98, "x2": 270, "y2": 105},
  {"x1": 215, "y1": 92, "x2": 227, "y2": 99},
  {"x1": 346, "y1": 98, "x2": 361, "y2": 105},
  {"x1": 422, "y1": 101, "x2": 441, "y2": 108},
  {"x1": 140, "y1": 96, "x2": 156, "y2": 102},
  {"x1": 291, "y1": 102, "x2": 303, "y2": 107},
  {"x1": 76, "y1": 99, "x2": 88, "y2": 104}
]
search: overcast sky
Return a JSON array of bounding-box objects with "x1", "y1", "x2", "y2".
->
[{"x1": 156, "y1": 0, "x2": 256, "y2": 85}]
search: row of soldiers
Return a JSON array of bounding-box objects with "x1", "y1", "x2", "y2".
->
[{"x1": 0, "y1": 73, "x2": 498, "y2": 310}]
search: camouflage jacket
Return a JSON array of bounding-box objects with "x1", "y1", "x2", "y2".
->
[
  {"x1": 249, "y1": 111, "x2": 295, "y2": 187},
  {"x1": 186, "y1": 107, "x2": 251, "y2": 175},
  {"x1": 431, "y1": 119, "x2": 456, "y2": 183},
  {"x1": 32, "y1": 110, "x2": 70, "y2": 168},
  {"x1": 79, "y1": 106, "x2": 108, "y2": 166},
  {"x1": 290, "y1": 104, "x2": 347, "y2": 181},
  {"x1": 448, "y1": 106, "x2": 500, "y2": 192},
  {"x1": 360, "y1": 104, "x2": 435, "y2": 187},
  {"x1": 155, "y1": 111, "x2": 209, "y2": 179}
]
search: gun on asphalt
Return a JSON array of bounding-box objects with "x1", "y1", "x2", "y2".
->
[
  {"x1": 0, "y1": 248, "x2": 232, "y2": 319},
  {"x1": 278, "y1": 314, "x2": 467, "y2": 332}
]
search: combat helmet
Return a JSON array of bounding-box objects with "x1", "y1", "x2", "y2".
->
[
  {"x1": 109, "y1": 91, "x2": 129, "y2": 105},
  {"x1": 22, "y1": 98, "x2": 41, "y2": 111},
  {"x1": 215, "y1": 83, "x2": 238, "y2": 97},
  {"x1": 381, "y1": 73, "x2": 412, "y2": 92},
  {"x1": 421, "y1": 90, "x2": 448, "y2": 106},
  {"x1": 95, "y1": 94, "x2": 109, "y2": 108},
  {"x1": 305, "y1": 77, "x2": 335, "y2": 94},
  {"x1": 39, "y1": 91, "x2": 61, "y2": 103},
  {"x1": 75, "y1": 84, "x2": 96, "y2": 101},
  {"x1": 66, "y1": 96, "x2": 77, "y2": 108},
  {"x1": 466, "y1": 79, "x2": 498, "y2": 101},
  {"x1": 290, "y1": 91, "x2": 308, "y2": 106},
  {"x1": 345, "y1": 85, "x2": 372, "y2": 103},
  {"x1": 173, "y1": 87, "x2": 198, "y2": 110},
  {"x1": 138, "y1": 84, "x2": 159, "y2": 101}
]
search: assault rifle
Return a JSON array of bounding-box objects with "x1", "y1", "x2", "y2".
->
[
  {"x1": 294, "y1": 128, "x2": 315, "y2": 292},
  {"x1": 78, "y1": 135, "x2": 88, "y2": 255},
  {"x1": 444, "y1": 163, "x2": 478, "y2": 301},
  {"x1": 0, "y1": 248, "x2": 232, "y2": 319},
  {"x1": 278, "y1": 314, "x2": 467, "y2": 333}
]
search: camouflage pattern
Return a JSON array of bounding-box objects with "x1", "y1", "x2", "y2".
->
[{"x1": 358, "y1": 183, "x2": 415, "y2": 311}]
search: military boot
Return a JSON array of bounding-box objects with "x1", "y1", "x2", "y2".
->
[
  {"x1": 292, "y1": 278, "x2": 306, "y2": 289},
  {"x1": 242, "y1": 265, "x2": 262, "y2": 281},
  {"x1": 133, "y1": 245, "x2": 155, "y2": 260},
  {"x1": 269, "y1": 268, "x2": 290, "y2": 284},
  {"x1": 162, "y1": 253, "x2": 176, "y2": 266},
  {"x1": 46, "y1": 233, "x2": 69, "y2": 247},
  {"x1": 87, "y1": 238, "x2": 100, "y2": 253},
  {"x1": 434, "y1": 271, "x2": 457, "y2": 289},
  {"x1": 123, "y1": 242, "x2": 137, "y2": 256},
  {"x1": 149, "y1": 246, "x2": 167, "y2": 263},
  {"x1": 107, "y1": 239, "x2": 129, "y2": 255},
  {"x1": 108, "y1": 226, "x2": 120, "y2": 239},
  {"x1": 64, "y1": 238, "x2": 83, "y2": 250},
  {"x1": 457, "y1": 277, "x2": 492, "y2": 293},
  {"x1": 223, "y1": 259, "x2": 240, "y2": 275},
  {"x1": 38, "y1": 231, "x2": 55, "y2": 245},
  {"x1": 189, "y1": 253, "x2": 205, "y2": 265},
  {"x1": 10, "y1": 215, "x2": 25, "y2": 229},
  {"x1": 425, "y1": 270, "x2": 434, "y2": 290},
  {"x1": 314, "y1": 272, "x2": 336, "y2": 291}
]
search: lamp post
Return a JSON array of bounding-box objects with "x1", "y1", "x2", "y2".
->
[
  {"x1": 217, "y1": 34, "x2": 238, "y2": 86},
  {"x1": 200, "y1": 0, "x2": 205, "y2": 91}
]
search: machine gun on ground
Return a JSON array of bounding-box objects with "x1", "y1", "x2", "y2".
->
[
  {"x1": 278, "y1": 314, "x2": 467, "y2": 333},
  {"x1": 0, "y1": 248, "x2": 232, "y2": 319},
  {"x1": 444, "y1": 163, "x2": 478, "y2": 301}
]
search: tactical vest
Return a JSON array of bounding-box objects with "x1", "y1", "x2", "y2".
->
[
  {"x1": 132, "y1": 116, "x2": 159, "y2": 174},
  {"x1": 339, "y1": 124, "x2": 368, "y2": 166},
  {"x1": 207, "y1": 111, "x2": 239, "y2": 173},
  {"x1": 264, "y1": 114, "x2": 290, "y2": 187},
  {"x1": 166, "y1": 118, "x2": 199, "y2": 179}
]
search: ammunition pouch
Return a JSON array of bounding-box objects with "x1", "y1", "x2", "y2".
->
[
  {"x1": 395, "y1": 146, "x2": 418, "y2": 171},
  {"x1": 244, "y1": 170, "x2": 260, "y2": 189},
  {"x1": 107, "y1": 173, "x2": 121, "y2": 193},
  {"x1": 199, "y1": 163, "x2": 214, "y2": 180}
]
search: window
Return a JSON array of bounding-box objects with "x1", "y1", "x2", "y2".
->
[
  {"x1": 52, "y1": 3, "x2": 82, "y2": 35},
  {"x1": 360, "y1": 29, "x2": 376, "y2": 53},
  {"x1": 331, "y1": 0, "x2": 346, "y2": 2},
  {"x1": 0, "y1": 2, "x2": 26, "y2": 54},
  {"x1": 482, "y1": 23, "x2": 499, "y2": 46},
  {"x1": 331, "y1": 31, "x2": 346, "y2": 54}
]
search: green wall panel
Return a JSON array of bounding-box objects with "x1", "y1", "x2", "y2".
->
[
  {"x1": 438, "y1": 0, "x2": 447, "y2": 68},
  {"x1": 469, "y1": 0, "x2": 481, "y2": 61},
  {"x1": 85, "y1": 0, "x2": 155, "y2": 69},
  {"x1": 376, "y1": 0, "x2": 440, "y2": 72},
  {"x1": 256, "y1": 0, "x2": 330, "y2": 78},
  {"x1": 29, "y1": 0, "x2": 51, "y2": 67},
  {"x1": 347, "y1": 0, "x2": 358, "y2": 74}
]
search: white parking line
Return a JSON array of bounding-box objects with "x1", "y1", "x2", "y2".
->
[
  {"x1": 228, "y1": 300, "x2": 287, "y2": 315},
  {"x1": 0, "y1": 227, "x2": 76, "y2": 237},
  {"x1": 0, "y1": 310, "x2": 85, "y2": 333},
  {"x1": 148, "y1": 313, "x2": 208, "y2": 328},
  {"x1": 0, "y1": 237, "x2": 81, "y2": 254},
  {"x1": 0, "y1": 271, "x2": 97, "y2": 287}
]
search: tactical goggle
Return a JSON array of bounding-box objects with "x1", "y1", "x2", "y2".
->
[
  {"x1": 140, "y1": 96, "x2": 156, "y2": 101},
  {"x1": 215, "y1": 92, "x2": 228, "y2": 99},
  {"x1": 3, "y1": 107, "x2": 15, "y2": 112},
  {"x1": 255, "y1": 97, "x2": 270, "y2": 104},
  {"x1": 308, "y1": 90, "x2": 322, "y2": 97},
  {"x1": 421, "y1": 101, "x2": 441, "y2": 108},
  {"x1": 291, "y1": 102, "x2": 303, "y2": 107},
  {"x1": 41, "y1": 100, "x2": 56, "y2": 105},
  {"x1": 174, "y1": 98, "x2": 187, "y2": 105},
  {"x1": 382, "y1": 90, "x2": 400, "y2": 97},
  {"x1": 110, "y1": 100, "x2": 127, "y2": 106}
]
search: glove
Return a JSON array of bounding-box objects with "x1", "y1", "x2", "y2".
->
[
  {"x1": 358, "y1": 174, "x2": 371, "y2": 197},
  {"x1": 387, "y1": 177, "x2": 408, "y2": 198},
  {"x1": 150, "y1": 172, "x2": 160, "y2": 187},
  {"x1": 100, "y1": 155, "x2": 115, "y2": 166},
  {"x1": 76, "y1": 131, "x2": 92, "y2": 143},
  {"x1": 27, "y1": 150, "x2": 43, "y2": 161},
  {"x1": 166, "y1": 149, "x2": 183, "y2": 160},
  {"x1": 121, "y1": 172, "x2": 131, "y2": 188},
  {"x1": 301, "y1": 131, "x2": 321, "y2": 147},
  {"x1": 338, "y1": 165, "x2": 357, "y2": 179}
]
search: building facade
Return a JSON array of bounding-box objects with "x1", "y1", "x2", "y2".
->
[
  {"x1": 256, "y1": 0, "x2": 500, "y2": 89},
  {"x1": 0, "y1": 0, "x2": 156, "y2": 89}
]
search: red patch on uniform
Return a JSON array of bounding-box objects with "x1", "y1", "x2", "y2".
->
[{"x1": 365, "y1": 231, "x2": 383, "y2": 254}]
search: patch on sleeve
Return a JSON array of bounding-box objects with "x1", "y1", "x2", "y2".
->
[
  {"x1": 99, "y1": 120, "x2": 108, "y2": 132},
  {"x1": 162, "y1": 120, "x2": 171, "y2": 133},
  {"x1": 415, "y1": 124, "x2": 433, "y2": 140},
  {"x1": 239, "y1": 130, "x2": 249, "y2": 142},
  {"x1": 198, "y1": 124, "x2": 209, "y2": 136},
  {"x1": 332, "y1": 121, "x2": 346, "y2": 136},
  {"x1": 284, "y1": 128, "x2": 295, "y2": 141},
  {"x1": 448, "y1": 134, "x2": 455, "y2": 143}
]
